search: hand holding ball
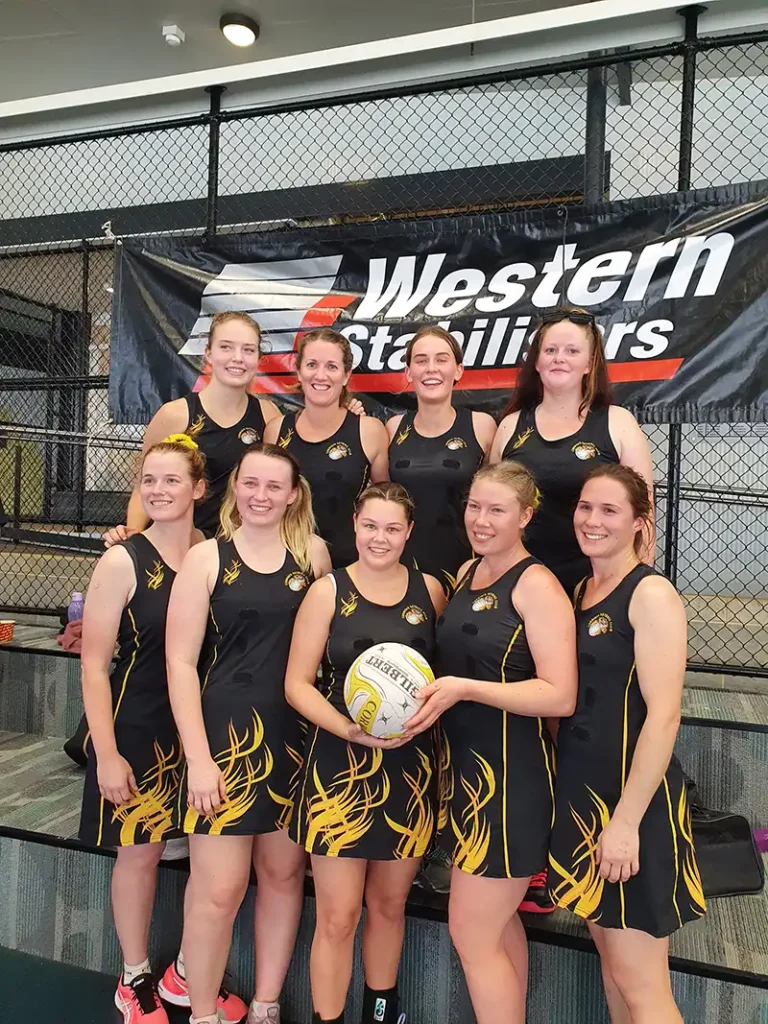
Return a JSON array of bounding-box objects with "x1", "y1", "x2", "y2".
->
[{"x1": 344, "y1": 642, "x2": 434, "y2": 739}]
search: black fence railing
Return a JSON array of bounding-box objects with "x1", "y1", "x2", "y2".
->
[{"x1": 0, "y1": 13, "x2": 767, "y2": 673}]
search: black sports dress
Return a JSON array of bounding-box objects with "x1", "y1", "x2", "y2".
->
[
  {"x1": 80, "y1": 535, "x2": 182, "y2": 847},
  {"x1": 179, "y1": 539, "x2": 310, "y2": 836},
  {"x1": 548, "y1": 565, "x2": 706, "y2": 936},
  {"x1": 290, "y1": 568, "x2": 437, "y2": 860},
  {"x1": 389, "y1": 407, "x2": 484, "y2": 591},
  {"x1": 277, "y1": 411, "x2": 369, "y2": 568},
  {"x1": 436, "y1": 556, "x2": 555, "y2": 878},
  {"x1": 184, "y1": 392, "x2": 266, "y2": 536},
  {"x1": 503, "y1": 406, "x2": 618, "y2": 595}
]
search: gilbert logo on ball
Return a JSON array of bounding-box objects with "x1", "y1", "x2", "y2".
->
[{"x1": 344, "y1": 642, "x2": 434, "y2": 739}]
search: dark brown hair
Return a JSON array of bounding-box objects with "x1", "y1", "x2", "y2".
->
[
  {"x1": 404, "y1": 325, "x2": 463, "y2": 367},
  {"x1": 583, "y1": 463, "x2": 652, "y2": 554},
  {"x1": 295, "y1": 328, "x2": 354, "y2": 406},
  {"x1": 354, "y1": 481, "x2": 414, "y2": 524},
  {"x1": 505, "y1": 307, "x2": 611, "y2": 417}
]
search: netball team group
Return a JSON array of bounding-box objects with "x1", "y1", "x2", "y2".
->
[{"x1": 80, "y1": 310, "x2": 705, "y2": 1024}]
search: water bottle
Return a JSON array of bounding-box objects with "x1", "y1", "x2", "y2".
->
[{"x1": 67, "y1": 591, "x2": 85, "y2": 622}]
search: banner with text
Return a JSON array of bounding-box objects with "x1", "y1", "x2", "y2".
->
[{"x1": 111, "y1": 183, "x2": 768, "y2": 423}]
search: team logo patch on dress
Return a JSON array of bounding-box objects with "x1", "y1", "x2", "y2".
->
[
  {"x1": 145, "y1": 560, "x2": 165, "y2": 591},
  {"x1": 239, "y1": 427, "x2": 260, "y2": 445},
  {"x1": 340, "y1": 591, "x2": 359, "y2": 617},
  {"x1": 402, "y1": 604, "x2": 427, "y2": 625},
  {"x1": 327, "y1": 441, "x2": 352, "y2": 460},
  {"x1": 278, "y1": 428, "x2": 294, "y2": 448},
  {"x1": 572, "y1": 442, "x2": 599, "y2": 460},
  {"x1": 512, "y1": 427, "x2": 534, "y2": 451},
  {"x1": 285, "y1": 571, "x2": 309, "y2": 592},
  {"x1": 222, "y1": 559, "x2": 242, "y2": 585},
  {"x1": 186, "y1": 414, "x2": 205, "y2": 438},
  {"x1": 395, "y1": 423, "x2": 412, "y2": 445},
  {"x1": 445, "y1": 436, "x2": 467, "y2": 450},
  {"x1": 587, "y1": 612, "x2": 613, "y2": 636},
  {"x1": 471, "y1": 592, "x2": 498, "y2": 612},
  {"x1": 374, "y1": 998, "x2": 387, "y2": 1021}
]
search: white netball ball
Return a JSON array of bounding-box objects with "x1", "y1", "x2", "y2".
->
[{"x1": 344, "y1": 642, "x2": 434, "y2": 739}]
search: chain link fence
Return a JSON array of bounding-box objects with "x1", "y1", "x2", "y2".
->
[{"x1": 0, "y1": 25, "x2": 766, "y2": 672}]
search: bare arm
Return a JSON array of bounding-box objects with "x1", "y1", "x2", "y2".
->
[
  {"x1": 609, "y1": 406, "x2": 656, "y2": 564},
  {"x1": 259, "y1": 397, "x2": 282, "y2": 424},
  {"x1": 471, "y1": 410, "x2": 498, "y2": 460},
  {"x1": 385, "y1": 413, "x2": 405, "y2": 442},
  {"x1": 406, "y1": 565, "x2": 577, "y2": 733},
  {"x1": 424, "y1": 573, "x2": 448, "y2": 618},
  {"x1": 165, "y1": 539, "x2": 225, "y2": 815},
  {"x1": 263, "y1": 414, "x2": 284, "y2": 445},
  {"x1": 489, "y1": 411, "x2": 519, "y2": 464},
  {"x1": 311, "y1": 534, "x2": 332, "y2": 580},
  {"x1": 597, "y1": 575, "x2": 687, "y2": 883},
  {"x1": 80, "y1": 546, "x2": 136, "y2": 805},
  {"x1": 361, "y1": 416, "x2": 390, "y2": 484},
  {"x1": 284, "y1": 578, "x2": 403, "y2": 748}
]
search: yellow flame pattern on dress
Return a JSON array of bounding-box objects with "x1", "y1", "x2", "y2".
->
[
  {"x1": 222, "y1": 559, "x2": 242, "y2": 586},
  {"x1": 268, "y1": 742, "x2": 303, "y2": 830},
  {"x1": 184, "y1": 711, "x2": 273, "y2": 835},
  {"x1": 113, "y1": 741, "x2": 182, "y2": 845},
  {"x1": 678, "y1": 784, "x2": 706, "y2": 915},
  {"x1": 385, "y1": 748, "x2": 435, "y2": 859},
  {"x1": 305, "y1": 745, "x2": 390, "y2": 856},
  {"x1": 396, "y1": 423, "x2": 412, "y2": 445},
  {"x1": 548, "y1": 786, "x2": 610, "y2": 920},
  {"x1": 451, "y1": 751, "x2": 496, "y2": 874},
  {"x1": 145, "y1": 560, "x2": 165, "y2": 591},
  {"x1": 278, "y1": 428, "x2": 294, "y2": 449},
  {"x1": 441, "y1": 569, "x2": 458, "y2": 595},
  {"x1": 340, "y1": 591, "x2": 359, "y2": 617},
  {"x1": 186, "y1": 414, "x2": 205, "y2": 438},
  {"x1": 436, "y1": 727, "x2": 454, "y2": 833},
  {"x1": 512, "y1": 427, "x2": 534, "y2": 451}
]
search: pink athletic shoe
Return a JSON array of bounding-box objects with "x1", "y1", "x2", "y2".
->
[
  {"x1": 158, "y1": 961, "x2": 248, "y2": 1023},
  {"x1": 115, "y1": 974, "x2": 169, "y2": 1023}
]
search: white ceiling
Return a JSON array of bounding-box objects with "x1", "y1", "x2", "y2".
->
[{"x1": 0, "y1": 0, "x2": 581, "y2": 102}]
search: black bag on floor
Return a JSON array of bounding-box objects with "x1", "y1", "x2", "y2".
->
[
  {"x1": 63, "y1": 713, "x2": 89, "y2": 768},
  {"x1": 686, "y1": 779, "x2": 764, "y2": 898}
]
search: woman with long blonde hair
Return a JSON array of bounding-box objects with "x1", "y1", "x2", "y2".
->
[{"x1": 166, "y1": 443, "x2": 331, "y2": 1024}]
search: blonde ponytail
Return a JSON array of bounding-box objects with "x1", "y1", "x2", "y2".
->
[{"x1": 217, "y1": 444, "x2": 317, "y2": 573}]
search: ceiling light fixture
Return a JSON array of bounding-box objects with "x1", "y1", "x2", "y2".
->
[
  {"x1": 220, "y1": 13, "x2": 260, "y2": 47},
  {"x1": 162, "y1": 24, "x2": 186, "y2": 47}
]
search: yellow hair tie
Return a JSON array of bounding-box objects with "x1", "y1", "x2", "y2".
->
[{"x1": 162, "y1": 433, "x2": 200, "y2": 451}]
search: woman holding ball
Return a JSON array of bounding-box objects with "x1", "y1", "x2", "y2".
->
[
  {"x1": 548, "y1": 465, "x2": 705, "y2": 1023},
  {"x1": 286, "y1": 482, "x2": 446, "y2": 1024},
  {"x1": 405, "y1": 462, "x2": 577, "y2": 1024}
]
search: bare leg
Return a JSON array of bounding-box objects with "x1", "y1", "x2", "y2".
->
[
  {"x1": 593, "y1": 924, "x2": 683, "y2": 1024},
  {"x1": 502, "y1": 910, "x2": 529, "y2": 1015},
  {"x1": 449, "y1": 869, "x2": 531, "y2": 1024},
  {"x1": 588, "y1": 922, "x2": 632, "y2": 1024},
  {"x1": 310, "y1": 855, "x2": 367, "y2": 1019},
  {"x1": 252, "y1": 830, "x2": 307, "y2": 1001},
  {"x1": 182, "y1": 834, "x2": 254, "y2": 1018},
  {"x1": 362, "y1": 858, "x2": 421, "y2": 988},
  {"x1": 112, "y1": 843, "x2": 165, "y2": 965}
]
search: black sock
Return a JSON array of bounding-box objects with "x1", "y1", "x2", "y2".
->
[
  {"x1": 312, "y1": 1013, "x2": 344, "y2": 1023},
  {"x1": 362, "y1": 985, "x2": 399, "y2": 1024}
]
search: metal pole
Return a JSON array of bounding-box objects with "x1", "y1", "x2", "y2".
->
[
  {"x1": 664, "y1": 424, "x2": 683, "y2": 584},
  {"x1": 74, "y1": 240, "x2": 90, "y2": 532},
  {"x1": 205, "y1": 86, "x2": 226, "y2": 240},
  {"x1": 12, "y1": 445, "x2": 22, "y2": 533},
  {"x1": 584, "y1": 64, "x2": 607, "y2": 202},
  {"x1": 677, "y1": 5, "x2": 706, "y2": 191}
]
